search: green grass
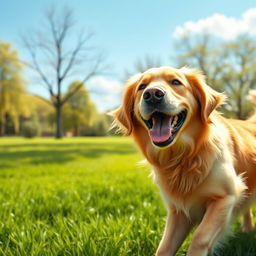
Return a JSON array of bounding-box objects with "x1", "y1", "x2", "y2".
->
[{"x1": 0, "y1": 137, "x2": 255, "y2": 256}]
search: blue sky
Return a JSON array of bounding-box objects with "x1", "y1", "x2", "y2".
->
[{"x1": 1, "y1": 0, "x2": 256, "y2": 111}]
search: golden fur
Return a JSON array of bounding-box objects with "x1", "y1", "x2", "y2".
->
[{"x1": 112, "y1": 67, "x2": 256, "y2": 256}]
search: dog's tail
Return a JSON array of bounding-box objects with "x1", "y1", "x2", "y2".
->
[{"x1": 247, "y1": 90, "x2": 256, "y2": 121}]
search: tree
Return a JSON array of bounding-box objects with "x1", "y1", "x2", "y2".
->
[
  {"x1": 220, "y1": 36, "x2": 256, "y2": 119},
  {"x1": 80, "y1": 113, "x2": 111, "y2": 137},
  {"x1": 0, "y1": 41, "x2": 28, "y2": 135},
  {"x1": 174, "y1": 34, "x2": 256, "y2": 119},
  {"x1": 24, "y1": 94, "x2": 54, "y2": 135},
  {"x1": 173, "y1": 34, "x2": 227, "y2": 90},
  {"x1": 125, "y1": 55, "x2": 161, "y2": 80},
  {"x1": 22, "y1": 6, "x2": 106, "y2": 138},
  {"x1": 62, "y1": 81, "x2": 97, "y2": 136}
]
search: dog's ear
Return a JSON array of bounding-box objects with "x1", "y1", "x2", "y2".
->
[
  {"x1": 181, "y1": 67, "x2": 226, "y2": 123},
  {"x1": 110, "y1": 73, "x2": 141, "y2": 135}
]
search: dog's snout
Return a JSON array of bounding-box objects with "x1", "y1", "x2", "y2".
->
[{"x1": 143, "y1": 87, "x2": 165, "y2": 104}]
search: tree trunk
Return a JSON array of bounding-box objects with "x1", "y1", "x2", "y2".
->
[
  {"x1": 74, "y1": 125, "x2": 78, "y2": 136},
  {"x1": 0, "y1": 121, "x2": 2, "y2": 136},
  {"x1": 55, "y1": 104, "x2": 63, "y2": 138},
  {"x1": 237, "y1": 94, "x2": 243, "y2": 120}
]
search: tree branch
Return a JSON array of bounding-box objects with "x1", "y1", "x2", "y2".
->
[
  {"x1": 60, "y1": 31, "x2": 94, "y2": 82},
  {"x1": 29, "y1": 93, "x2": 52, "y2": 106},
  {"x1": 61, "y1": 71, "x2": 95, "y2": 105},
  {"x1": 61, "y1": 51, "x2": 107, "y2": 104},
  {"x1": 21, "y1": 36, "x2": 55, "y2": 98}
]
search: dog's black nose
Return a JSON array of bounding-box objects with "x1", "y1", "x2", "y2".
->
[{"x1": 143, "y1": 87, "x2": 165, "y2": 104}]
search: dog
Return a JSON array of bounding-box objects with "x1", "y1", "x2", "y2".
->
[{"x1": 111, "y1": 66, "x2": 256, "y2": 256}]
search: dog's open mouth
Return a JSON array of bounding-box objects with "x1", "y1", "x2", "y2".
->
[{"x1": 143, "y1": 109, "x2": 187, "y2": 147}]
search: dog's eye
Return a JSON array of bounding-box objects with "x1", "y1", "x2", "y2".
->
[
  {"x1": 138, "y1": 84, "x2": 147, "y2": 90},
  {"x1": 170, "y1": 79, "x2": 182, "y2": 86}
]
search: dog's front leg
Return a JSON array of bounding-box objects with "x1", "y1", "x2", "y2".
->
[
  {"x1": 187, "y1": 195, "x2": 235, "y2": 256},
  {"x1": 156, "y1": 206, "x2": 193, "y2": 256},
  {"x1": 242, "y1": 209, "x2": 254, "y2": 232}
]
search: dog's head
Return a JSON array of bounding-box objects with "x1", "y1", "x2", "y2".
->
[{"x1": 112, "y1": 67, "x2": 225, "y2": 149}]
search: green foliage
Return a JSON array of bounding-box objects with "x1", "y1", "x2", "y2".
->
[
  {"x1": 81, "y1": 114, "x2": 112, "y2": 136},
  {"x1": 0, "y1": 41, "x2": 28, "y2": 135},
  {"x1": 63, "y1": 81, "x2": 111, "y2": 137},
  {"x1": 25, "y1": 95, "x2": 54, "y2": 135},
  {"x1": 63, "y1": 81, "x2": 98, "y2": 136},
  {"x1": 174, "y1": 34, "x2": 256, "y2": 119},
  {"x1": 21, "y1": 119, "x2": 41, "y2": 138},
  {"x1": 0, "y1": 137, "x2": 255, "y2": 255}
]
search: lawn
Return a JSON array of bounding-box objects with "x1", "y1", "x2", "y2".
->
[{"x1": 0, "y1": 137, "x2": 255, "y2": 256}]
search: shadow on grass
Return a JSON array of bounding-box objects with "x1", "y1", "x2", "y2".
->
[
  {"x1": 0, "y1": 142, "x2": 137, "y2": 168},
  {"x1": 213, "y1": 230, "x2": 256, "y2": 256}
]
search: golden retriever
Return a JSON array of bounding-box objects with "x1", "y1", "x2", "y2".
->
[{"x1": 111, "y1": 66, "x2": 256, "y2": 256}]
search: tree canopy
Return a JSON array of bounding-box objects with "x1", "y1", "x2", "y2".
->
[
  {"x1": 62, "y1": 81, "x2": 97, "y2": 136},
  {"x1": 0, "y1": 41, "x2": 28, "y2": 135},
  {"x1": 174, "y1": 34, "x2": 256, "y2": 119}
]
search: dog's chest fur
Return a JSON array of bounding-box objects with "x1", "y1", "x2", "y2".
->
[{"x1": 152, "y1": 148, "x2": 246, "y2": 222}]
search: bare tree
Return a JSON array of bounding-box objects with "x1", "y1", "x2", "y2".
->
[{"x1": 21, "y1": 6, "x2": 106, "y2": 138}]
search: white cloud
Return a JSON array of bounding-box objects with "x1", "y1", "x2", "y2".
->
[
  {"x1": 173, "y1": 8, "x2": 256, "y2": 40},
  {"x1": 87, "y1": 76, "x2": 123, "y2": 112}
]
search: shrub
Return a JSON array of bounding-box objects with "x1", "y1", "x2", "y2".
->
[{"x1": 21, "y1": 120, "x2": 41, "y2": 138}]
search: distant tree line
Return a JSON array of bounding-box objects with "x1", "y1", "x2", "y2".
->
[
  {"x1": 2, "y1": 4, "x2": 256, "y2": 138},
  {"x1": 130, "y1": 34, "x2": 256, "y2": 120},
  {"x1": 0, "y1": 41, "x2": 111, "y2": 137},
  {"x1": 174, "y1": 34, "x2": 256, "y2": 119}
]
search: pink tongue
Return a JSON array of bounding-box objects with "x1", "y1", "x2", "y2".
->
[{"x1": 149, "y1": 115, "x2": 173, "y2": 143}]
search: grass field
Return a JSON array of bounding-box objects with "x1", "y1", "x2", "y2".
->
[{"x1": 0, "y1": 137, "x2": 255, "y2": 256}]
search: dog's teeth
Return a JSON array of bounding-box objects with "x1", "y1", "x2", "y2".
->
[
  {"x1": 152, "y1": 117, "x2": 156, "y2": 125},
  {"x1": 170, "y1": 116, "x2": 174, "y2": 124},
  {"x1": 173, "y1": 115, "x2": 178, "y2": 126},
  {"x1": 170, "y1": 116, "x2": 176, "y2": 127}
]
